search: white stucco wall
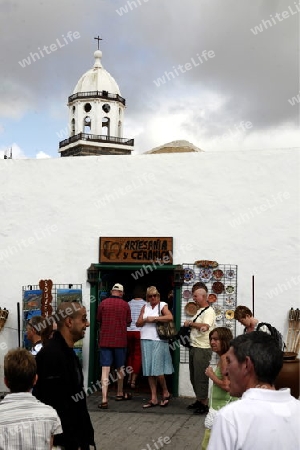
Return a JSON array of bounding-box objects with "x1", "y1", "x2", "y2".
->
[{"x1": 0, "y1": 149, "x2": 299, "y2": 395}]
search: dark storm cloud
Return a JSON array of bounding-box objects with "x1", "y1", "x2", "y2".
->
[{"x1": 0, "y1": 0, "x2": 298, "y2": 155}]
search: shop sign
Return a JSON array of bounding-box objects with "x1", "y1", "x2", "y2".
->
[
  {"x1": 99, "y1": 237, "x2": 173, "y2": 264},
  {"x1": 39, "y1": 279, "x2": 53, "y2": 317}
]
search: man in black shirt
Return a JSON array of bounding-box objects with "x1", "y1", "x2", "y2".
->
[{"x1": 34, "y1": 302, "x2": 95, "y2": 450}]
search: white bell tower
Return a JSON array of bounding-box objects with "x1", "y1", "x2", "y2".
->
[{"x1": 59, "y1": 38, "x2": 134, "y2": 157}]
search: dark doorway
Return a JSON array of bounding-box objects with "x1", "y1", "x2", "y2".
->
[{"x1": 89, "y1": 265, "x2": 178, "y2": 397}]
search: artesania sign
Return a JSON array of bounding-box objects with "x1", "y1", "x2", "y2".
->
[{"x1": 99, "y1": 237, "x2": 173, "y2": 264}]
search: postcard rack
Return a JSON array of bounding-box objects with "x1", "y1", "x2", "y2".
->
[{"x1": 22, "y1": 283, "x2": 83, "y2": 363}]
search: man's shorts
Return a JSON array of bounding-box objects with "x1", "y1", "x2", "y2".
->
[{"x1": 100, "y1": 347, "x2": 127, "y2": 368}]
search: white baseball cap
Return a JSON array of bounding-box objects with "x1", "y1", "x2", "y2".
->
[{"x1": 112, "y1": 283, "x2": 124, "y2": 292}]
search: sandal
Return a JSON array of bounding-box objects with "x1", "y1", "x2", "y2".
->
[
  {"x1": 143, "y1": 401, "x2": 158, "y2": 408},
  {"x1": 98, "y1": 401, "x2": 108, "y2": 409},
  {"x1": 160, "y1": 396, "x2": 171, "y2": 407},
  {"x1": 115, "y1": 392, "x2": 133, "y2": 401}
]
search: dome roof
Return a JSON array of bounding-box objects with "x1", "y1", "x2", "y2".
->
[
  {"x1": 144, "y1": 140, "x2": 204, "y2": 154},
  {"x1": 72, "y1": 50, "x2": 121, "y2": 95}
]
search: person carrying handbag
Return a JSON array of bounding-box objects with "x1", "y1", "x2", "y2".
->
[{"x1": 136, "y1": 286, "x2": 174, "y2": 408}]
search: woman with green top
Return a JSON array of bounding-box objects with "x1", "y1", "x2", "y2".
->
[{"x1": 201, "y1": 326, "x2": 237, "y2": 450}]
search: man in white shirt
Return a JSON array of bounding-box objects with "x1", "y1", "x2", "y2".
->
[
  {"x1": 26, "y1": 315, "x2": 44, "y2": 355},
  {"x1": 0, "y1": 348, "x2": 62, "y2": 450},
  {"x1": 208, "y1": 332, "x2": 300, "y2": 450}
]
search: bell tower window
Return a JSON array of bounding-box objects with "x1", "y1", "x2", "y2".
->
[
  {"x1": 84, "y1": 103, "x2": 92, "y2": 112},
  {"x1": 102, "y1": 103, "x2": 110, "y2": 113},
  {"x1": 102, "y1": 117, "x2": 110, "y2": 137},
  {"x1": 71, "y1": 118, "x2": 75, "y2": 136},
  {"x1": 84, "y1": 116, "x2": 91, "y2": 133}
]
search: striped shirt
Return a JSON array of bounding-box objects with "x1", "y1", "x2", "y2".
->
[
  {"x1": 0, "y1": 392, "x2": 62, "y2": 450},
  {"x1": 127, "y1": 299, "x2": 147, "y2": 331}
]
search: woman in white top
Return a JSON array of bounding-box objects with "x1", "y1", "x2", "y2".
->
[{"x1": 136, "y1": 286, "x2": 174, "y2": 408}]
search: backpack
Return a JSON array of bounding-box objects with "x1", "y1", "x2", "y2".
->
[{"x1": 256, "y1": 322, "x2": 285, "y2": 351}]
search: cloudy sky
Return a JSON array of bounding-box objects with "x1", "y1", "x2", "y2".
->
[{"x1": 0, "y1": 0, "x2": 299, "y2": 158}]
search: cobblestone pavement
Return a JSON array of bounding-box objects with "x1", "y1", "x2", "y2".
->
[{"x1": 88, "y1": 391, "x2": 206, "y2": 450}]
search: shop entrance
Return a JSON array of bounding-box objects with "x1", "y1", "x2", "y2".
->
[{"x1": 87, "y1": 263, "x2": 182, "y2": 396}]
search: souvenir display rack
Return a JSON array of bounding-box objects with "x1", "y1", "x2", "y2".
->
[
  {"x1": 22, "y1": 283, "x2": 83, "y2": 363},
  {"x1": 180, "y1": 263, "x2": 237, "y2": 363}
]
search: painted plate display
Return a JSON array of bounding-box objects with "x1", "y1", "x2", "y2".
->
[
  {"x1": 225, "y1": 296, "x2": 235, "y2": 306},
  {"x1": 212, "y1": 281, "x2": 224, "y2": 294},
  {"x1": 213, "y1": 269, "x2": 224, "y2": 280},
  {"x1": 183, "y1": 289, "x2": 192, "y2": 300},
  {"x1": 225, "y1": 309, "x2": 235, "y2": 320},
  {"x1": 184, "y1": 268, "x2": 196, "y2": 284},
  {"x1": 226, "y1": 269, "x2": 235, "y2": 279},
  {"x1": 208, "y1": 293, "x2": 218, "y2": 303},
  {"x1": 185, "y1": 301, "x2": 198, "y2": 316},
  {"x1": 199, "y1": 268, "x2": 213, "y2": 282},
  {"x1": 226, "y1": 285, "x2": 235, "y2": 294}
]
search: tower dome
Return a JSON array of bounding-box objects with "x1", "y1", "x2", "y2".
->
[
  {"x1": 59, "y1": 45, "x2": 134, "y2": 157},
  {"x1": 73, "y1": 50, "x2": 121, "y2": 96}
]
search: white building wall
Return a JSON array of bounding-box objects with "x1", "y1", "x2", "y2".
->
[{"x1": 0, "y1": 149, "x2": 299, "y2": 395}]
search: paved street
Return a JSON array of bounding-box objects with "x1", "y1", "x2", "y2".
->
[{"x1": 88, "y1": 391, "x2": 205, "y2": 450}]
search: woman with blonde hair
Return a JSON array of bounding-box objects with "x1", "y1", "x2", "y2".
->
[{"x1": 136, "y1": 286, "x2": 174, "y2": 408}]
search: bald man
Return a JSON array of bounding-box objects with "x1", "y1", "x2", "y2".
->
[{"x1": 34, "y1": 302, "x2": 95, "y2": 450}]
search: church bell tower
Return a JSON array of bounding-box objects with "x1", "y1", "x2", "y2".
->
[{"x1": 59, "y1": 39, "x2": 134, "y2": 157}]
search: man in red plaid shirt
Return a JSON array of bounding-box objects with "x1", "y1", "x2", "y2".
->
[{"x1": 97, "y1": 283, "x2": 132, "y2": 409}]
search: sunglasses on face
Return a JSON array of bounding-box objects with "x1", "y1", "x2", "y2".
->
[{"x1": 148, "y1": 294, "x2": 158, "y2": 298}]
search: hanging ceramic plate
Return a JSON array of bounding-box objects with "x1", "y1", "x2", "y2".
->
[
  {"x1": 226, "y1": 269, "x2": 235, "y2": 279},
  {"x1": 195, "y1": 260, "x2": 218, "y2": 268},
  {"x1": 185, "y1": 301, "x2": 198, "y2": 316},
  {"x1": 226, "y1": 285, "x2": 235, "y2": 294},
  {"x1": 212, "y1": 281, "x2": 225, "y2": 294},
  {"x1": 184, "y1": 268, "x2": 196, "y2": 284},
  {"x1": 199, "y1": 268, "x2": 213, "y2": 282},
  {"x1": 225, "y1": 309, "x2": 235, "y2": 320},
  {"x1": 225, "y1": 320, "x2": 233, "y2": 329},
  {"x1": 225, "y1": 296, "x2": 235, "y2": 306},
  {"x1": 183, "y1": 289, "x2": 192, "y2": 300},
  {"x1": 216, "y1": 313, "x2": 223, "y2": 321},
  {"x1": 213, "y1": 305, "x2": 223, "y2": 316},
  {"x1": 208, "y1": 293, "x2": 218, "y2": 303},
  {"x1": 213, "y1": 269, "x2": 224, "y2": 280}
]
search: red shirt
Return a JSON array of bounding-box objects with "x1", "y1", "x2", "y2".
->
[{"x1": 97, "y1": 296, "x2": 131, "y2": 347}]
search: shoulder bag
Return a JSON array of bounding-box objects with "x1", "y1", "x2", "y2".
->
[
  {"x1": 176, "y1": 306, "x2": 210, "y2": 348},
  {"x1": 156, "y1": 302, "x2": 177, "y2": 341}
]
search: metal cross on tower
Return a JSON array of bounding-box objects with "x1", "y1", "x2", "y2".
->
[{"x1": 94, "y1": 36, "x2": 103, "y2": 50}]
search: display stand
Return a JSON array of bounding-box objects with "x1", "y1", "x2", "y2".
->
[
  {"x1": 22, "y1": 283, "x2": 83, "y2": 363},
  {"x1": 180, "y1": 263, "x2": 238, "y2": 363}
]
